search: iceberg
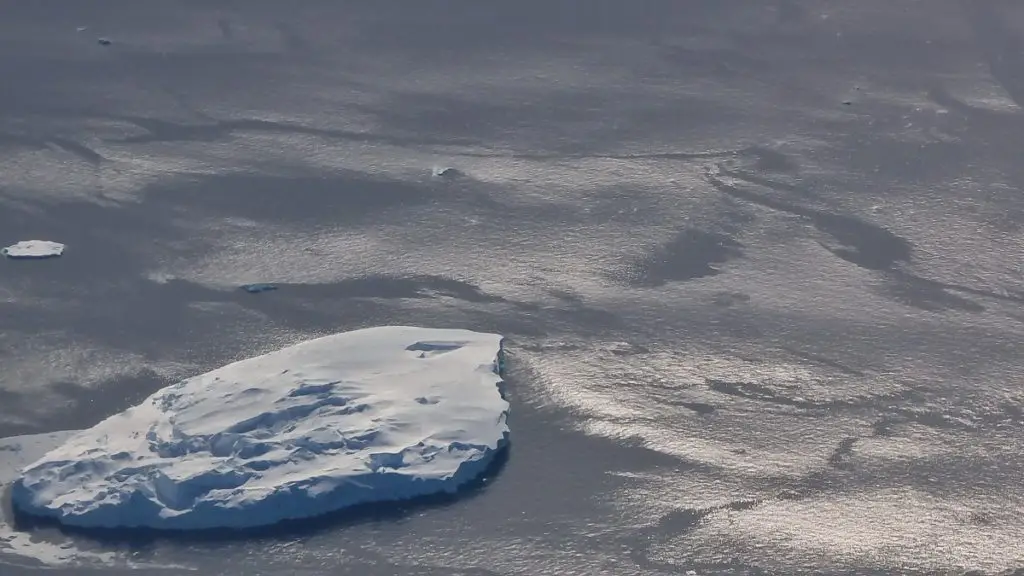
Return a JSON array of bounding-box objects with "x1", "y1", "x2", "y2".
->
[
  {"x1": 431, "y1": 166, "x2": 463, "y2": 178},
  {"x1": 240, "y1": 283, "x2": 278, "y2": 294},
  {"x1": 11, "y1": 326, "x2": 509, "y2": 530},
  {"x1": 2, "y1": 240, "x2": 65, "y2": 259}
]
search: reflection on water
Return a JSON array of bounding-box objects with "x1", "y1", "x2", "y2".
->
[{"x1": 3, "y1": 0, "x2": 1024, "y2": 573}]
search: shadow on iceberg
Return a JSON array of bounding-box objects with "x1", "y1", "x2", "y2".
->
[{"x1": 7, "y1": 445, "x2": 510, "y2": 545}]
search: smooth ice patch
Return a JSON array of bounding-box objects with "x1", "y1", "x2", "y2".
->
[
  {"x1": 12, "y1": 326, "x2": 509, "y2": 530},
  {"x1": 2, "y1": 240, "x2": 65, "y2": 259}
]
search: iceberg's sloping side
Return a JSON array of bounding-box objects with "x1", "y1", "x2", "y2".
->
[{"x1": 12, "y1": 326, "x2": 509, "y2": 530}]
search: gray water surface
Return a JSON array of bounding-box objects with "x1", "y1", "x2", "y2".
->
[{"x1": 1, "y1": 1, "x2": 1023, "y2": 574}]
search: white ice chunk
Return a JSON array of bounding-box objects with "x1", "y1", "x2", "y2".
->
[
  {"x1": 431, "y1": 166, "x2": 463, "y2": 178},
  {"x1": 1, "y1": 240, "x2": 65, "y2": 259},
  {"x1": 12, "y1": 326, "x2": 509, "y2": 530}
]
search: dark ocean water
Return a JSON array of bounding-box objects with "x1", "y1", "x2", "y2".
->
[{"x1": 1, "y1": 1, "x2": 1024, "y2": 574}]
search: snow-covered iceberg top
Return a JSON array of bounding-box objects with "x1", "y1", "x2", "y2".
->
[
  {"x1": 12, "y1": 326, "x2": 509, "y2": 530},
  {"x1": 2, "y1": 240, "x2": 65, "y2": 259}
]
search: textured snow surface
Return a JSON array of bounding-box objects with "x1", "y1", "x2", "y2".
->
[
  {"x1": 1, "y1": 240, "x2": 65, "y2": 259},
  {"x1": 1, "y1": 431, "x2": 120, "y2": 567},
  {"x1": 1, "y1": 432, "x2": 77, "y2": 487},
  {"x1": 12, "y1": 326, "x2": 509, "y2": 530}
]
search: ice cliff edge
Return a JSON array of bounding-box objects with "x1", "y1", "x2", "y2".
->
[{"x1": 12, "y1": 326, "x2": 509, "y2": 530}]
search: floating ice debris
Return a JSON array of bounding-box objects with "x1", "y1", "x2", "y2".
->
[
  {"x1": 2, "y1": 240, "x2": 65, "y2": 259},
  {"x1": 12, "y1": 326, "x2": 509, "y2": 530},
  {"x1": 431, "y1": 166, "x2": 463, "y2": 178},
  {"x1": 241, "y1": 283, "x2": 278, "y2": 293}
]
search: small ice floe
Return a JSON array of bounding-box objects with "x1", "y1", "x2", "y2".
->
[
  {"x1": 2, "y1": 240, "x2": 65, "y2": 259},
  {"x1": 241, "y1": 283, "x2": 278, "y2": 293},
  {"x1": 431, "y1": 166, "x2": 463, "y2": 178}
]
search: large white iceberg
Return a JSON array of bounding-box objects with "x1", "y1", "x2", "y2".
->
[
  {"x1": 11, "y1": 326, "x2": 509, "y2": 530},
  {"x1": 2, "y1": 240, "x2": 65, "y2": 259}
]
